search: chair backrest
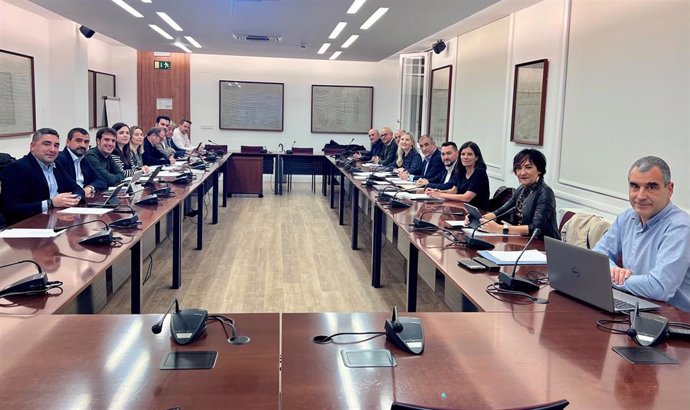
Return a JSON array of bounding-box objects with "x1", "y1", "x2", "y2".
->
[
  {"x1": 558, "y1": 210, "x2": 576, "y2": 232},
  {"x1": 204, "y1": 144, "x2": 228, "y2": 155},
  {"x1": 291, "y1": 147, "x2": 313, "y2": 154},
  {"x1": 487, "y1": 186, "x2": 515, "y2": 212},
  {"x1": 240, "y1": 145, "x2": 264, "y2": 153},
  {"x1": 560, "y1": 212, "x2": 611, "y2": 249},
  {"x1": 322, "y1": 147, "x2": 346, "y2": 156}
]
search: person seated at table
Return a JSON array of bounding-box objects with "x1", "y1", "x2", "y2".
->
[
  {"x1": 353, "y1": 128, "x2": 383, "y2": 161},
  {"x1": 0, "y1": 128, "x2": 84, "y2": 225},
  {"x1": 417, "y1": 141, "x2": 458, "y2": 189},
  {"x1": 112, "y1": 122, "x2": 149, "y2": 177},
  {"x1": 479, "y1": 148, "x2": 560, "y2": 239},
  {"x1": 399, "y1": 134, "x2": 444, "y2": 182},
  {"x1": 172, "y1": 118, "x2": 200, "y2": 152},
  {"x1": 128, "y1": 126, "x2": 147, "y2": 171},
  {"x1": 85, "y1": 127, "x2": 125, "y2": 186},
  {"x1": 393, "y1": 132, "x2": 423, "y2": 176},
  {"x1": 143, "y1": 127, "x2": 175, "y2": 166},
  {"x1": 426, "y1": 141, "x2": 489, "y2": 210},
  {"x1": 372, "y1": 127, "x2": 397, "y2": 167},
  {"x1": 593, "y1": 156, "x2": 690, "y2": 311},
  {"x1": 56, "y1": 127, "x2": 107, "y2": 197}
]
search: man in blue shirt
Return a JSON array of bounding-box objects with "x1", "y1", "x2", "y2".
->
[{"x1": 593, "y1": 156, "x2": 690, "y2": 311}]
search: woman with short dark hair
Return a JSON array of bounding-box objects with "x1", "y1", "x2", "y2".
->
[{"x1": 480, "y1": 149, "x2": 560, "y2": 239}]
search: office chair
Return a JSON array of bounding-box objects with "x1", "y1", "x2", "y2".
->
[
  {"x1": 286, "y1": 147, "x2": 316, "y2": 192},
  {"x1": 240, "y1": 145, "x2": 264, "y2": 153}
]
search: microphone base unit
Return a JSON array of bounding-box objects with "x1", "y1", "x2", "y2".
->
[
  {"x1": 465, "y1": 237, "x2": 495, "y2": 251},
  {"x1": 79, "y1": 229, "x2": 113, "y2": 246},
  {"x1": 0, "y1": 272, "x2": 48, "y2": 297},
  {"x1": 135, "y1": 194, "x2": 159, "y2": 205},
  {"x1": 385, "y1": 317, "x2": 424, "y2": 355},
  {"x1": 412, "y1": 218, "x2": 437, "y2": 230},
  {"x1": 171, "y1": 308, "x2": 209, "y2": 345},
  {"x1": 389, "y1": 198, "x2": 411, "y2": 208},
  {"x1": 498, "y1": 271, "x2": 539, "y2": 293},
  {"x1": 110, "y1": 215, "x2": 139, "y2": 229}
]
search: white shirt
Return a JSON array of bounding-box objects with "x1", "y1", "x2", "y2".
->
[{"x1": 172, "y1": 128, "x2": 193, "y2": 150}]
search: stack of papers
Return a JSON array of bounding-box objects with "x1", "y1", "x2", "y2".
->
[
  {"x1": 476, "y1": 250, "x2": 547, "y2": 265},
  {"x1": 0, "y1": 229, "x2": 64, "y2": 239}
]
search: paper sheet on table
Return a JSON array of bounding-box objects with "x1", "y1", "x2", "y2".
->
[
  {"x1": 58, "y1": 207, "x2": 113, "y2": 215},
  {"x1": 353, "y1": 172, "x2": 373, "y2": 177},
  {"x1": 361, "y1": 163, "x2": 378, "y2": 168},
  {"x1": 0, "y1": 229, "x2": 64, "y2": 239},
  {"x1": 476, "y1": 249, "x2": 547, "y2": 265},
  {"x1": 461, "y1": 227, "x2": 521, "y2": 237},
  {"x1": 373, "y1": 172, "x2": 392, "y2": 178},
  {"x1": 380, "y1": 192, "x2": 431, "y2": 200},
  {"x1": 157, "y1": 171, "x2": 183, "y2": 177},
  {"x1": 386, "y1": 178, "x2": 407, "y2": 184},
  {"x1": 446, "y1": 220, "x2": 468, "y2": 228}
]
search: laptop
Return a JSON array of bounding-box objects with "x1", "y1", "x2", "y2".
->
[
  {"x1": 544, "y1": 236, "x2": 660, "y2": 313},
  {"x1": 87, "y1": 182, "x2": 126, "y2": 208},
  {"x1": 124, "y1": 170, "x2": 144, "y2": 195},
  {"x1": 142, "y1": 166, "x2": 162, "y2": 188},
  {"x1": 464, "y1": 203, "x2": 483, "y2": 230}
]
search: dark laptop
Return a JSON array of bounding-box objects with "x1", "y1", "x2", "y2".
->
[
  {"x1": 544, "y1": 236, "x2": 660, "y2": 313},
  {"x1": 142, "y1": 166, "x2": 163, "y2": 188},
  {"x1": 87, "y1": 182, "x2": 126, "y2": 208}
]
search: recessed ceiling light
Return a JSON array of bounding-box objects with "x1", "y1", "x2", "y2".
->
[
  {"x1": 346, "y1": 0, "x2": 366, "y2": 14},
  {"x1": 157, "y1": 12, "x2": 183, "y2": 31},
  {"x1": 174, "y1": 42, "x2": 192, "y2": 53},
  {"x1": 328, "y1": 22, "x2": 347, "y2": 40},
  {"x1": 329, "y1": 51, "x2": 342, "y2": 60},
  {"x1": 149, "y1": 24, "x2": 173, "y2": 40},
  {"x1": 112, "y1": 0, "x2": 143, "y2": 18},
  {"x1": 317, "y1": 43, "x2": 331, "y2": 54},
  {"x1": 184, "y1": 36, "x2": 202, "y2": 48},
  {"x1": 360, "y1": 7, "x2": 388, "y2": 30},
  {"x1": 140, "y1": 0, "x2": 152, "y2": 3},
  {"x1": 341, "y1": 35, "x2": 359, "y2": 48}
]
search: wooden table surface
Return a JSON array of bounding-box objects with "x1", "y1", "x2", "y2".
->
[
  {"x1": 0, "y1": 313, "x2": 280, "y2": 409},
  {"x1": 281, "y1": 311, "x2": 690, "y2": 409}
]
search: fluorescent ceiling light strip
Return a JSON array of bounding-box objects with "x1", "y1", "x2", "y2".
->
[
  {"x1": 112, "y1": 0, "x2": 144, "y2": 18},
  {"x1": 329, "y1": 51, "x2": 342, "y2": 60},
  {"x1": 174, "y1": 42, "x2": 192, "y2": 53},
  {"x1": 346, "y1": 0, "x2": 366, "y2": 14},
  {"x1": 341, "y1": 35, "x2": 359, "y2": 49},
  {"x1": 157, "y1": 12, "x2": 183, "y2": 31},
  {"x1": 185, "y1": 36, "x2": 202, "y2": 48},
  {"x1": 317, "y1": 43, "x2": 331, "y2": 55},
  {"x1": 140, "y1": 0, "x2": 152, "y2": 3},
  {"x1": 328, "y1": 22, "x2": 347, "y2": 39},
  {"x1": 149, "y1": 24, "x2": 173, "y2": 40},
  {"x1": 360, "y1": 7, "x2": 388, "y2": 29}
]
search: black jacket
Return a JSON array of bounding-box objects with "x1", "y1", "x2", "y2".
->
[
  {"x1": 0, "y1": 154, "x2": 84, "y2": 226},
  {"x1": 494, "y1": 179, "x2": 560, "y2": 240},
  {"x1": 143, "y1": 137, "x2": 172, "y2": 166},
  {"x1": 56, "y1": 148, "x2": 107, "y2": 191}
]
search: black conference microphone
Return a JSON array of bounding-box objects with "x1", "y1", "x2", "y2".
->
[
  {"x1": 285, "y1": 140, "x2": 296, "y2": 154},
  {"x1": 465, "y1": 207, "x2": 516, "y2": 250},
  {"x1": 411, "y1": 209, "x2": 438, "y2": 230},
  {"x1": 54, "y1": 220, "x2": 113, "y2": 246},
  {"x1": 498, "y1": 228, "x2": 541, "y2": 293},
  {"x1": 109, "y1": 214, "x2": 140, "y2": 229},
  {"x1": 0, "y1": 260, "x2": 55, "y2": 298},
  {"x1": 207, "y1": 139, "x2": 221, "y2": 145},
  {"x1": 379, "y1": 186, "x2": 409, "y2": 208},
  {"x1": 384, "y1": 305, "x2": 424, "y2": 355},
  {"x1": 151, "y1": 298, "x2": 209, "y2": 345},
  {"x1": 278, "y1": 143, "x2": 284, "y2": 152}
]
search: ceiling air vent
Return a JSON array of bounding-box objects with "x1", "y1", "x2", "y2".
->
[{"x1": 233, "y1": 34, "x2": 282, "y2": 42}]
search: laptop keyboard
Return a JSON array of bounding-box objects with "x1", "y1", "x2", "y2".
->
[{"x1": 613, "y1": 298, "x2": 635, "y2": 311}]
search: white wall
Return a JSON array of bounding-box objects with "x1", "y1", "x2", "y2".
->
[
  {"x1": 440, "y1": 0, "x2": 689, "y2": 220},
  {"x1": 0, "y1": 0, "x2": 137, "y2": 158},
  {"x1": 190, "y1": 54, "x2": 399, "y2": 152}
]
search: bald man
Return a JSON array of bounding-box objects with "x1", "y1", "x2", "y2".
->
[
  {"x1": 353, "y1": 128, "x2": 383, "y2": 161},
  {"x1": 372, "y1": 127, "x2": 397, "y2": 167}
]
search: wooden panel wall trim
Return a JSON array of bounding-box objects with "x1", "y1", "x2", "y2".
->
[{"x1": 137, "y1": 51, "x2": 190, "y2": 133}]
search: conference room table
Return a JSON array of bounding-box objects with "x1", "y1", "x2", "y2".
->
[
  {"x1": 0, "y1": 156, "x2": 228, "y2": 315},
  {"x1": 327, "y1": 158, "x2": 682, "y2": 315}
]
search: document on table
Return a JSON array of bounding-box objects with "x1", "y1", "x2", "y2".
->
[
  {"x1": 0, "y1": 229, "x2": 65, "y2": 239},
  {"x1": 446, "y1": 220, "x2": 467, "y2": 228},
  {"x1": 157, "y1": 171, "x2": 183, "y2": 177},
  {"x1": 58, "y1": 207, "x2": 113, "y2": 215},
  {"x1": 461, "y1": 227, "x2": 521, "y2": 237},
  {"x1": 476, "y1": 249, "x2": 547, "y2": 265}
]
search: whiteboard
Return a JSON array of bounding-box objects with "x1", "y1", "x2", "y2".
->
[{"x1": 104, "y1": 96, "x2": 121, "y2": 127}]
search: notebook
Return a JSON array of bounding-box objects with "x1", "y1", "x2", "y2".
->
[{"x1": 544, "y1": 237, "x2": 660, "y2": 313}]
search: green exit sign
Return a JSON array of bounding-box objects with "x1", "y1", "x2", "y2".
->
[{"x1": 154, "y1": 61, "x2": 171, "y2": 70}]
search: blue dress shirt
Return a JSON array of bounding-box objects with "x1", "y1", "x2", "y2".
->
[
  {"x1": 593, "y1": 202, "x2": 690, "y2": 311},
  {"x1": 35, "y1": 156, "x2": 58, "y2": 212}
]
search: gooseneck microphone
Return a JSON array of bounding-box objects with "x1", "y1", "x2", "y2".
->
[
  {"x1": 384, "y1": 305, "x2": 424, "y2": 355},
  {"x1": 278, "y1": 143, "x2": 284, "y2": 152},
  {"x1": 152, "y1": 298, "x2": 179, "y2": 334},
  {"x1": 465, "y1": 207, "x2": 516, "y2": 250},
  {"x1": 411, "y1": 209, "x2": 439, "y2": 230},
  {"x1": 0, "y1": 260, "x2": 63, "y2": 298},
  {"x1": 54, "y1": 220, "x2": 113, "y2": 246},
  {"x1": 207, "y1": 139, "x2": 221, "y2": 145},
  {"x1": 498, "y1": 228, "x2": 541, "y2": 293}
]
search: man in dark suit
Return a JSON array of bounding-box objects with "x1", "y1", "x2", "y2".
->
[
  {"x1": 373, "y1": 127, "x2": 397, "y2": 167},
  {"x1": 399, "y1": 135, "x2": 444, "y2": 182},
  {"x1": 421, "y1": 141, "x2": 458, "y2": 190},
  {"x1": 143, "y1": 127, "x2": 174, "y2": 166},
  {"x1": 0, "y1": 128, "x2": 84, "y2": 226},
  {"x1": 55, "y1": 128, "x2": 107, "y2": 197}
]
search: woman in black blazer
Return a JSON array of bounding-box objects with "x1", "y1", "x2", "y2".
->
[{"x1": 481, "y1": 149, "x2": 560, "y2": 239}]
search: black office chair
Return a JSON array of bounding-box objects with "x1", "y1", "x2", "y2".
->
[
  {"x1": 391, "y1": 399, "x2": 569, "y2": 410},
  {"x1": 487, "y1": 185, "x2": 515, "y2": 212},
  {"x1": 240, "y1": 145, "x2": 264, "y2": 153},
  {"x1": 286, "y1": 147, "x2": 316, "y2": 192}
]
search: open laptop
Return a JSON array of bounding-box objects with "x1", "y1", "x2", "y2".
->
[
  {"x1": 87, "y1": 182, "x2": 126, "y2": 208},
  {"x1": 544, "y1": 236, "x2": 660, "y2": 313},
  {"x1": 141, "y1": 166, "x2": 162, "y2": 188},
  {"x1": 124, "y1": 170, "x2": 144, "y2": 195}
]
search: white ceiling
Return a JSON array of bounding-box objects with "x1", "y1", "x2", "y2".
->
[{"x1": 22, "y1": 0, "x2": 540, "y2": 61}]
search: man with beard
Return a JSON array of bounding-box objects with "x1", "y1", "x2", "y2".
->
[{"x1": 55, "y1": 127, "x2": 106, "y2": 197}]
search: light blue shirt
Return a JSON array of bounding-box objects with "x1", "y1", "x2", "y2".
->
[
  {"x1": 33, "y1": 155, "x2": 58, "y2": 213},
  {"x1": 67, "y1": 148, "x2": 84, "y2": 187},
  {"x1": 593, "y1": 202, "x2": 690, "y2": 311}
]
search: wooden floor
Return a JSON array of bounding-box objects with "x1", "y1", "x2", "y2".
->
[{"x1": 100, "y1": 181, "x2": 450, "y2": 314}]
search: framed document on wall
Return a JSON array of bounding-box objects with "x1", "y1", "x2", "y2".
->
[
  {"x1": 311, "y1": 85, "x2": 373, "y2": 134},
  {"x1": 219, "y1": 80, "x2": 284, "y2": 131},
  {"x1": 510, "y1": 59, "x2": 548, "y2": 146},
  {"x1": 0, "y1": 49, "x2": 35, "y2": 138}
]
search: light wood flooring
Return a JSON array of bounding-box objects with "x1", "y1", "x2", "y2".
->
[{"x1": 100, "y1": 181, "x2": 450, "y2": 314}]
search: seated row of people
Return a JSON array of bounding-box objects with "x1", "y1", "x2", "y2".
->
[{"x1": 0, "y1": 115, "x2": 198, "y2": 225}]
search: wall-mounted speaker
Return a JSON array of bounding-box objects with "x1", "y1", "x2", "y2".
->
[
  {"x1": 79, "y1": 25, "x2": 95, "y2": 39},
  {"x1": 432, "y1": 40, "x2": 446, "y2": 54}
]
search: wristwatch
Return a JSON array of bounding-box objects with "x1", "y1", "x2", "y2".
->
[{"x1": 502, "y1": 224, "x2": 509, "y2": 235}]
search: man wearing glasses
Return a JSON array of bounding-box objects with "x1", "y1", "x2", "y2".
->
[
  {"x1": 372, "y1": 127, "x2": 397, "y2": 167},
  {"x1": 143, "y1": 127, "x2": 176, "y2": 166}
]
